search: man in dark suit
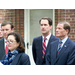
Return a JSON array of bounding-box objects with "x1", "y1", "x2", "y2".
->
[
  {"x1": 0, "y1": 24, "x2": 3, "y2": 39},
  {"x1": 46, "y1": 21, "x2": 75, "y2": 65},
  {"x1": 32, "y1": 17, "x2": 59, "y2": 65},
  {"x1": 0, "y1": 21, "x2": 14, "y2": 60}
]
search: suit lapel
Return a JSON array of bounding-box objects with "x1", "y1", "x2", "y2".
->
[
  {"x1": 38, "y1": 36, "x2": 43, "y2": 61},
  {"x1": 54, "y1": 38, "x2": 70, "y2": 64},
  {"x1": 51, "y1": 40, "x2": 59, "y2": 64},
  {"x1": 11, "y1": 53, "x2": 22, "y2": 65},
  {"x1": 44, "y1": 35, "x2": 53, "y2": 57},
  {"x1": 0, "y1": 38, "x2": 5, "y2": 55}
]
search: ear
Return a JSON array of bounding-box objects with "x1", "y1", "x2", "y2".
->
[
  {"x1": 50, "y1": 25, "x2": 52, "y2": 29},
  {"x1": 66, "y1": 29, "x2": 69, "y2": 34},
  {"x1": 11, "y1": 28, "x2": 14, "y2": 32}
]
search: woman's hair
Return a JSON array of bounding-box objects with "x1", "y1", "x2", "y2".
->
[{"x1": 7, "y1": 32, "x2": 25, "y2": 53}]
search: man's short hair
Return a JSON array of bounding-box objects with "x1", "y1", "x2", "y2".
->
[{"x1": 1, "y1": 21, "x2": 14, "y2": 29}]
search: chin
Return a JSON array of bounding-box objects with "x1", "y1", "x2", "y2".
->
[
  {"x1": 56, "y1": 35, "x2": 59, "y2": 37},
  {"x1": 8, "y1": 48, "x2": 12, "y2": 51}
]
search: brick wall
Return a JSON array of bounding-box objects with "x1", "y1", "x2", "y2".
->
[
  {"x1": 55, "y1": 9, "x2": 75, "y2": 42},
  {"x1": 0, "y1": 9, "x2": 24, "y2": 38},
  {"x1": 0, "y1": 9, "x2": 75, "y2": 42}
]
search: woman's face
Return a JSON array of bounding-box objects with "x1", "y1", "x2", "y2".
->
[{"x1": 7, "y1": 35, "x2": 20, "y2": 52}]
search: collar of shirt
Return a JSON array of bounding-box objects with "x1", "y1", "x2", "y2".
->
[
  {"x1": 59, "y1": 36, "x2": 68, "y2": 48},
  {"x1": 42, "y1": 33, "x2": 51, "y2": 46},
  {"x1": 4, "y1": 38, "x2": 7, "y2": 48}
]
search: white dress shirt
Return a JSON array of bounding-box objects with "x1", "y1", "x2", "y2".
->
[
  {"x1": 42, "y1": 33, "x2": 51, "y2": 47},
  {"x1": 4, "y1": 38, "x2": 7, "y2": 49}
]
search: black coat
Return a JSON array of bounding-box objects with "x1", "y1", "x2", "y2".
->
[
  {"x1": 0, "y1": 38, "x2": 25, "y2": 60},
  {"x1": 2, "y1": 53, "x2": 31, "y2": 65},
  {"x1": 32, "y1": 34, "x2": 59, "y2": 65}
]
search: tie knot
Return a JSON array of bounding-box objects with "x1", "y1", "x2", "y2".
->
[
  {"x1": 44, "y1": 37, "x2": 46, "y2": 42},
  {"x1": 59, "y1": 40, "x2": 62, "y2": 44},
  {"x1": 5, "y1": 41, "x2": 7, "y2": 43}
]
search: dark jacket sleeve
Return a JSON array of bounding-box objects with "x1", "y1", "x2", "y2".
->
[
  {"x1": 20, "y1": 53, "x2": 31, "y2": 65},
  {"x1": 32, "y1": 38, "x2": 36, "y2": 63}
]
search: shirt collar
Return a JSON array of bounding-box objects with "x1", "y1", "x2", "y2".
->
[
  {"x1": 42, "y1": 33, "x2": 51, "y2": 40},
  {"x1": 59, "y1": 36, "x2": 68, "y2": 44},
  {"x1": 4, "y1": 38, "x2": 7, "y2": 42}
]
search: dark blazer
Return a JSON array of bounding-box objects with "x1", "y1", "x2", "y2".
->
[
  {"x1": 32, "y1": 34, "x2": 59, "y2": 65},
  {"x1": 0, "y1": 38, "x2": 25, "y2": 60},
  {"x1": 0, "y1": 38, "x2": 5, "y2": 60},
  {"x1": 2, "y1": 53, "x2": 30, "y2": 65},
  {"x1": 46, "y1": 38, "x2": 75, "y2": 65}
]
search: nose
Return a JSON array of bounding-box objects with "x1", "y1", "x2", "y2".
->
[
  {"x1": 56, "y1": 28, "x2": 58, "y2": 31},
  {"x1": 3, "y1": 30, "x2": 7, "y2": 33}
]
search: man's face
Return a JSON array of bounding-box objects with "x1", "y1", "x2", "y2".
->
[
  {"x1": 0, "y1": 27, "x2": 3, "y2": 38},
  {"x1": 56, "y1": 24, "x2": 68, "y2": 40},
  {"x1": 1, "y1": 24, "x2": 14, "y2": 39},
  {"x1": 40, "y1": 19, "x2": 52, "y2": 36}
]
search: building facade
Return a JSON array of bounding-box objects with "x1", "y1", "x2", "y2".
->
[{"x1": 0, "y1": 9, "x2": 75, "y2": 64}]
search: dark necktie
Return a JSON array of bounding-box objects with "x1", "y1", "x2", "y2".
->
[
  {"x1": 42, "y1": 37, "x2": 46, "y2": 59},
  {"x1": 57, "y1": 41, "x2": 63, "y2": 55}
]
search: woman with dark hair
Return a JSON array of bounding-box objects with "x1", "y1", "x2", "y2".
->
[{"x1": 0, "y1": 32, "x2": 30, "y2": 65}]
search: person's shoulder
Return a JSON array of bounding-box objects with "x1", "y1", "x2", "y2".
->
[
  {"x1": 50, "y1": 40, "x2": 58, "y2": 45},
  {"x1": 18, "y1": 53, "x2": 30, "y2": 65},
  {"x1": 68, "y1": 38, "x2": 75, "y2": 45},
  {"x1": 0, "y1": 38, "x2": 4, "y2": 41},
  {"x1": 51, "y1": 34, "x2": 59, "y2": 39},
  {"x1": 20, "y1": 53, "x2": 29, "y2": 58},
  {"x1": 33, "y1": 36, "x2": 42, "y2": 41},
  {"x1": 0, "y1": 38, "x2": 4, "y2": 44},
  {"x1": 34, "y1": 36, "x2": 42, "y2": 39}
]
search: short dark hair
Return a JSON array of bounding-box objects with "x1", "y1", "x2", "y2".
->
[
  {"x1": 58, "y1": 21, "x2": 70, "y2": 34},
  {"x1": 7, "y1": 32, "x2": 25, "y2": 53},
  {"x1": 1, "y1": 21, "x2": 14, "y2": 29},
  {"x1": 39, "y1": 17, "x2": 52, "y2": 26}
]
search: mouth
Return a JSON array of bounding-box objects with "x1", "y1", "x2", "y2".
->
[
  {"x1": 56, "y1": 32, "x2": 59, "y2": 34},
  {"x1": 7, "y1": 45, "x2": 11, "y2": 47},
  {"x1": 42, "y1": 29, "x2": 45, "y2": 31},
  {"x1": 4, "y1": 34, "x2": 7, "y2": 37}
]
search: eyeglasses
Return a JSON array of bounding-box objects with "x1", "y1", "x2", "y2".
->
[{"x1": 6, "y1": 41, "x2": 16, "y2": 44}]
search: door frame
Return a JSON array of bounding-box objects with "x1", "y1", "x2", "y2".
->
[{"x1": 24, "y1": 9, "x2": 55, "y2": 54}]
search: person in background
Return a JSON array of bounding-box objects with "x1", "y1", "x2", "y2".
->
[
  {"x1": 32, "y1": 17, "x2": 59, "y2": 65},
  {"x1": 0, "y1": 21, "x2": 14, "y2": 60},
  {"x1": 0, "y1": 23, "x2": 3, "y2": 39},
  {"x1": 0, "y1": 21, "x2": 25, "y2": 60},
  {"x1": 1, "y1": 32, "x2": 30, "y2": 65},
  {"x1": 46, "y1": 21, "x2": 75, "y2": 65}
]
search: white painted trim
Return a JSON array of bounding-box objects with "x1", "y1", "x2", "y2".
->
[
  {"x1": 24, "y1": 9, "x2": 30, "y2": 54},
  {"x1": 24, "y1": 9, "x2": 55, "y2": 49},
  {"x1": 24, "y1": 9, "x2": 55, "y2": 65},
  {"x1": 53, "y1": 9, "x2": 55, "y2": 35}
]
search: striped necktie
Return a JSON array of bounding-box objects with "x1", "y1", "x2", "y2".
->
[
  {"x1": 57, "y1": 41, "x2": 63, "y2": 55},
  {"x1": 42, "y1": 37, "x2": 46, "y2": 59}
]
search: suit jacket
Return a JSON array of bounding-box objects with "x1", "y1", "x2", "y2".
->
[
  {"x1": 0, "y1": 38, "x2": 25, "y2": 60},
  {"x1": 2, "y1": 53, "x2": 31, "y2": 65},
  {"x1": 32, "y1": 34, "x2": 59, "y2": 65},
  {"x1": 46, "y1": 38, "x2": 75, "y2": 65},
  {"x1": 0, "y1": 38, "x2": 5, "y2": 60}
]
